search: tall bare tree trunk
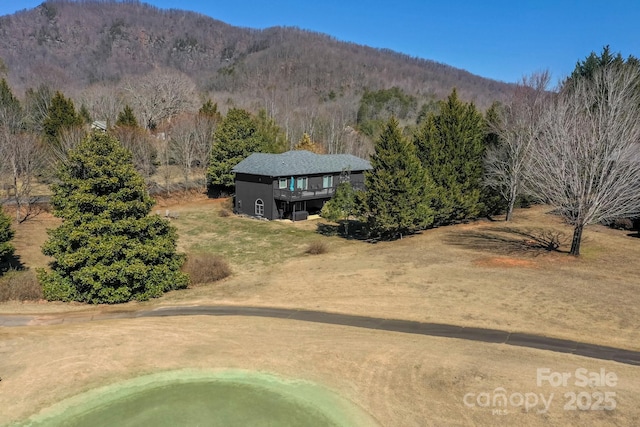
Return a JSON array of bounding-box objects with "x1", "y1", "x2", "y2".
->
[
  {"x1": 505, "y1": 195, "x2": 516, "y2": 222},
  {"x1": 570, "y1": 223, "x2": 584, "y2": 256}
]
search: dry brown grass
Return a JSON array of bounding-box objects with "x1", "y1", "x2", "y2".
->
[
  {"x1": 2, "y1": 201, "x2": 640, "y2": 426},
  {"x1": 0, "y1": 270, "x2": 42, "y2": 302},
  {"x1": 305, "y1": 241, "x2": 328, "y2": 255},
  {"x1": 182, "y1": 253, "x2": 232, "y2": 286},
  {"x1": 2, "y1": 316, "x2": 640, "y2": 427},
  {"x1": 6, "y1": 203, "x2": 640, "y2": 353}
]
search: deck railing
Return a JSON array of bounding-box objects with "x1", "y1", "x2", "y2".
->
[{"x1": 273, "y1": 182, "x2": 365, "y2": 201}]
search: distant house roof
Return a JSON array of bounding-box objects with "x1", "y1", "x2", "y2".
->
[
  {"x1": 91, "y1": 120, "x2": 107, "y2": 131},
  {"x1": 232, "y1": 150, "x2": 372, "y2": 177}
]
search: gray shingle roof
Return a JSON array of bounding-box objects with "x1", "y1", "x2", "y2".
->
[{"x1": 232, "y1": 150, "x2": 372, "y2": 177}]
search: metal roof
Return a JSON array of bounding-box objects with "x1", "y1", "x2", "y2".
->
[{"x1": 232, "y1": 150, "x2": 372, "y2": 177}]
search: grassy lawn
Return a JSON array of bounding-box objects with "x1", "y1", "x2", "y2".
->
[
  {"x1": 175, "y1": 207, "x2": 331, "y2": 271},
  {"x1": 2, "y1": 196, "x2": 640, "y2": 427},
  {"x1": 3, "y1": 196, "x2": 640, "y2": 352}
]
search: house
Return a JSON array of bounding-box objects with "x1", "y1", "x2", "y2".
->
[
  {"x1": 91, "y1": 120, "x2": 107, "y2": 132},
  {"x1": 232, "y1": 150, "x2": 372, "y2": 220}
]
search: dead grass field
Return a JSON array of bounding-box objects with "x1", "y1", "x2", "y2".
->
[
  {"x1": 2, "y1": 316, "x2": 640, "y2": 427},
  {"x1": 157, "y1": 198, "x2": 638, "y2": 351},
  {"x1": 1, "y1": 194, "x2": 640, "y2": 426}
]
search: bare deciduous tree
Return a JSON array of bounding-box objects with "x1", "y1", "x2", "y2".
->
[
  {"x1": 192, "y1": 113, "x2": 216, "y2": 185},
  {"x1": 484, "y1": 71, "x2": 551, "y2": 221},
  {"x1": 527, "y1": 65, "x2": 640, "y2": 255},
  {"x1": 52, "y1": 126, "x2": 87, "y2": 166},
  {"x1": 111, "y1": 126, "x2": 157, "y2": 183},
  {"x1": 168, "y1": 114, "x2": 198, "y2": 189},
  {"x1": 79, "y1": 85, "x2": 123, "y2": 128},
  {"x1": 3, "y1": 132, "x2": 46, "y2": 222},
  {"x1": 122, "y1": 70, "x2": 197, "y2": 130},
  {"x1": 168, "y1": 113, "x2": 216, "y2": 190}
]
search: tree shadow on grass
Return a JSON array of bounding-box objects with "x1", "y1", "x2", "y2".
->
[
  {"x1": 0, "y1": 253, "x2": 25, "y2": 275},
  {"x1": 443, "y1": 226, "x2": 570, "y2": 256},
  {"x1": 316, "y1": 220, "x2": 369, "y2": 240}
]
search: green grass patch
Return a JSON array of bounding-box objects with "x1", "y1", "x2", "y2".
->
[{"x1": 174, "y1": 209, "x2": 328, "y2": 270}]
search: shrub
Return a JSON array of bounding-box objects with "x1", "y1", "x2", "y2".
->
[
  {"x1": 182, "y1": 253, "x2": 232, "y2": 286},
  {"x1": 305, "y1": 241, "x2": 328, "y2": 255},
  {"x1": 0, "y1": 270, "x2": 43, "y2": 302}
]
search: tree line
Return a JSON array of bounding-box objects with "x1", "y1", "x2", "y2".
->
[
  {"x1": 325, "y1": 47, "x2": 640, "y2": 256},
  {"x1": 0, "y1": 46, "x2": 638, "y2": 306}
]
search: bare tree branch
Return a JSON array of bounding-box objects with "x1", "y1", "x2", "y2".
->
[
  {"x1": 527, "y1": 65, "x2": 640, "y2": 255},
  {"x1": 484, "y1": 71, "x2": 551, "y2": 221}
]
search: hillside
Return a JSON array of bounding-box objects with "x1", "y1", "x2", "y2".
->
[{"x1": 0, "y1": 0, "x2": 514, "y2": 149}]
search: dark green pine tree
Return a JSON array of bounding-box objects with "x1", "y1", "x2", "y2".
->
[
  {"x1": 0, "y1": 78, "x2": 22, "y2": 131},
  {"x1": 78, "y1": 104, "x2": 92, "y2": 124},
  {"x1": 198, "y1": 99, "x2": 222, "y2": 122},
  {"x1": 38, "y1": 132, "x2": 188, "y2": 303},
  {"x1": 480, "y1": 101, "x2": 508, "y2": 217},
  {"x1": 365, "y1": 117, "x2": 434, "y2": 239},
  {"x1": 0, "y1": 209, "x2": 15, "y2": 265},
  {"x1": 321, "y1": 181, "x2": 358, "y2": 236},
  {"x1": 42, "y1": 91, "x2": 83, "y2": 146},
  {"x1": 414, "y1": 89, "x2": 486, "y2": 225},
  {"x1": 207, "y1": 108, "x2": 265, "y2": 194},
  {"x1": 0, "y1": 78, "x2": 20, "y2": 113},
  {"x1": 116, "y1": 104, "x2": 139, "y2": 128}
]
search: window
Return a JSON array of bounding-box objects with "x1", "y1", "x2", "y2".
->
[
  {"x1": 322, "y1": 175, "x2": 333, "y2": 188},
  {"x1": 278, "y1": 178, "x2": 287, "y2": 189},
  {"x1": 255, "y1": 199, "x2": 264, "y2": 216},
  {"x1": 296, "y1": 177, "x2": 308, "y2": 190}
]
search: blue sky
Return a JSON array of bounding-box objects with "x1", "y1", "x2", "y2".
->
[{"x1": 2, "y1": 1, "x2": 639, "y2": 83}]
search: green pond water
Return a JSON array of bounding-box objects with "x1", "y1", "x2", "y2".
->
[{"x1": 17, "y1": 370, "x2": 377, "y2": 427}]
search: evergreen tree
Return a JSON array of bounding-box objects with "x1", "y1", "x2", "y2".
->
[
  {"x1": 116, "y1": 104, "x2": 138, "y2": 128},
  {"x1": 24, "y1": 84, "x2": 53, "y2": 133},
  {"x1": 480, "y1": 101, "x2": 508, "y2": 217},
  {"x1": 365, "y1": 117, "x2": 434, "y2": 239},
  {"x1": 79, "y1": 104, "x2": 92, "y2": 124},
  {"x1": 38, "y1": 132, "x2": 188, "y2": 303},
  {"x1": 414, "y1": 89, "x2": 485, "y2": 224},
  {"x1": 568, "y1": 45, "x2": 640, "y2": 83},
  {"x1": 199, "y1": 99, "x2": 222, "y2": 122},
  {"x1": 0, "y1": 78, "x2": 22, "y2": 132},
  {"x1": 0, "y1": 209, "x2": 15, "y2": 264},
  {"x1": 321, "y1": 181, "x2": 358, "y2": 236},
  {"x1": 207, "y1": 108, "x2": 265, "y2": 193},
  {"x1": 255, "y1": 109, "x2": 287, "y2": 153},
  {"x1": 294, "y1": 132, "x2": 324, "y2": 153},
  {"x1": 0, "y1": 79, "x2": 21, "y2": 114},
  {"x1": 42, "y1": 91, "x2": 83, "y2": 146}
]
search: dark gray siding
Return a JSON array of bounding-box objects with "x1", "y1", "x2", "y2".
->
[
  {"x1": 235, "y1": 169, "x2": 368, "y2": 220},
  {"x1": 234, "y1": 173, "x2": 277, "y2": 220}
]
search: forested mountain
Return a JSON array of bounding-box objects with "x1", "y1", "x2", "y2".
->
[{"x1": 0, "y1": 0, "x2": 513, "y2": 151}]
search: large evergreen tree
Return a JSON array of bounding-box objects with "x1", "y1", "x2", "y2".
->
[
  {"x1": 0, "y1": 78, "x2": 22, "y2": 132},
  {"x1": 38, "y1": 132, "x2": 188, "y2": 303},
  {"x1": 568, "y1": 45, "x2": 640, "y2": 83},
  {"x1": 365, "y1": 117, "x2": 434, "y2": 239},
  {"x1": 116, "y1": 104, "x2": 138, "y2": 128},
  {"x1": 0, "y1": 209, "x2": 15, "y2": 265},
  {"x1": 207, "y1": 108, "x2": 265, "y2": 194},
  {"x1": 321, "y1": 180, "x2": 359, "y2": 236},
  {"x1": 42, "y1": 91, "x2": 83, "y2": 146},
  {"x1": 414, "y1": 89, "x2": 486, "y2": 225}
]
